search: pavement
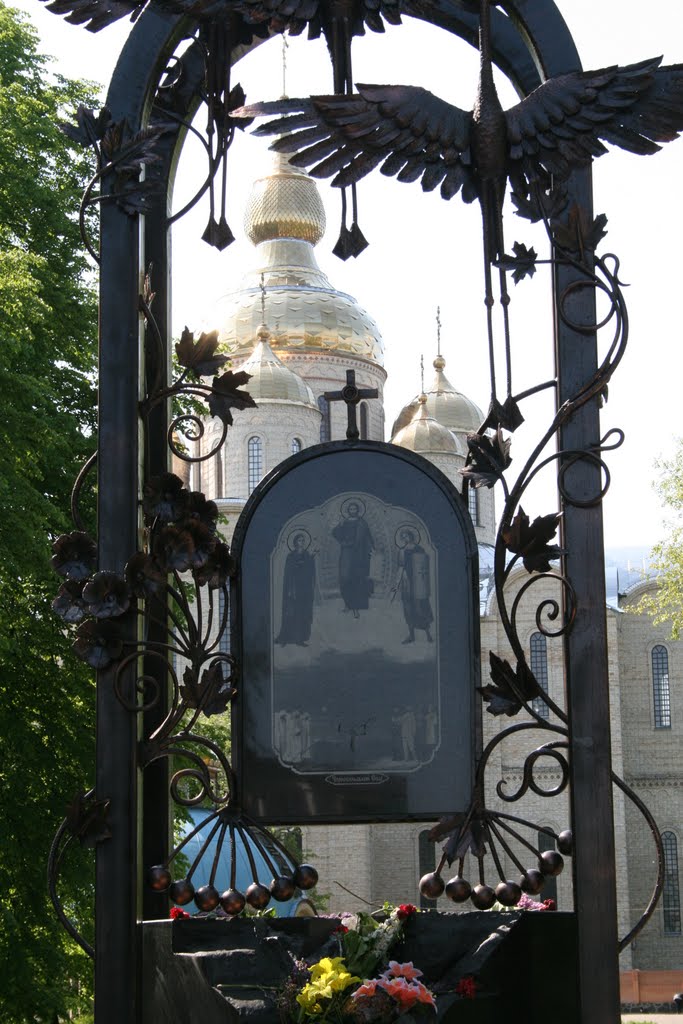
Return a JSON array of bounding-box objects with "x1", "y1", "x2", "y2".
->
[{"x1": 622, "y1": 1016, "x2": 679, "y2": 1022}]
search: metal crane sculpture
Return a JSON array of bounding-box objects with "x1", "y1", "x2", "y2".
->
[{"x1": 236, "y1": 0, "x2": 683, "y2": 420}]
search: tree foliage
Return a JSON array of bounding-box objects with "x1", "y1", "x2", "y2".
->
[
  {"x1": 0, "y1": 5, "x2": 99, "y2": 1020},
  {"x1": 638, "y1": 442, "x2": 683, "y2": 639}
]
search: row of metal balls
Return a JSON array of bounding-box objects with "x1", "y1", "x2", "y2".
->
[
  {"x1": 419, "y1": 830, "x2": 572, "y2": 909},
  {"x1": 147, "y1": 862, "x2": 319, "y2": 914}
]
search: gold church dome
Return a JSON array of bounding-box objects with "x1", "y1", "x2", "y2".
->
[
  {"x1": 245, "y1": 151, "x2": 326, "y2": 246},
  {"x1": 391, "y1": 354, "x2": 483, "y2": 437},
  {"x1": 216, "y1": 152, "x2": 384, "y2": 365},
  {"x1": 392, "y1": 394, "x2": 463, "y2": 455},
  {"x1": 239, "y1": 326, "x2": 317, "y2": 406}
]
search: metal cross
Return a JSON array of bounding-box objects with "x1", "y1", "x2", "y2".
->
[{"x1": 324, "y1": 369, "x2": 378, "y2": 440}]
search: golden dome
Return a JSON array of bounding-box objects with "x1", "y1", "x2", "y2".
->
[
  {"x1": 391, "y1": 354, "x2": 483, "y2": 437},
  {"x1": 239, "y1": 328, "x2": 317, "y2": 406},
  {"x1": 392, "y1": 394, "x2": 463, "y2": 455},
  {"x1": 245, "y1": 151, "x2": 326, "y2": 246},
  {"x1": 216, "y1": 153, "x2": 384, "y2": 365}
]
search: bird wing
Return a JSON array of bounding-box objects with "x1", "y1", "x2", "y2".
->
[
  {"x1": 41, "y1": 0, "x2": 274, "y2": 32},
  {"x1": 41, "y1": 0, "x2": 144, "y2": 32},
  {"x1": 506, "y1": 57, "x2": 683, "y2": 180},
  {"x1": 239, "y1": 85, "x2": 473, "y2": 200}
]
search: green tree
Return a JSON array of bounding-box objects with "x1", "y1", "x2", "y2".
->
[
  {"x1": 638, "y1": 442, "x2": 683, "y2": 638},
  {"x1": 0, "y1": 5, "x2": 99, "y2": 1020}
]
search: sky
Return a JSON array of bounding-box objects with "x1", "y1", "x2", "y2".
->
[{"x1": 11, "y1": 0, "x2": 683, "y2": 550}]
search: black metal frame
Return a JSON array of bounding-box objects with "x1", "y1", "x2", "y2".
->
[{"x1": 43, "y1": 3, "x2": 674, "y2": 1022}]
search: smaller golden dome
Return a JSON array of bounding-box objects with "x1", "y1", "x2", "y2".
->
[
  {"x1": 391, "y1": 354, "x2": 483, "y2": 437},
  {"x1": 392, "y1": 394, "x2": 463, "y2": 455},
  {"x1": 239, "y1": 331, "x2": 317, "y2": 406},
  {"x1": 244, "y1": 151, "x2": 326, "y2": 247}
]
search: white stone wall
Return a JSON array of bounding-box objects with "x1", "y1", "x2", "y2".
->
[
  {"x1": 279, "y1": 352, "x2": 387, "y2": 442},
  {"x1": 193, "y1": 400, "x2": 322, "y2": 501},
  {"x1": 617, "y1": 581, "x2": 683, "y2": 970}
]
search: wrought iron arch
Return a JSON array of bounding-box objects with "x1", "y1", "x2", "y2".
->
[{"x1": 74, "y1": 2, "x2": 626, "y2": 1021}]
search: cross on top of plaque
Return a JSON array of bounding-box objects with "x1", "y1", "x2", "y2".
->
[{"x1": 324, "y1": 369, "x2": 379, "y2": 440}]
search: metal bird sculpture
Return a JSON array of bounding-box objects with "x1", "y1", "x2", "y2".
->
[{"x1": 235, "y1": 0, "x2": 683, "y2": 417}]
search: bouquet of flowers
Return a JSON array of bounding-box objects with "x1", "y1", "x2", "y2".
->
[{"x1": 280, "y1": 904, "x2": 437, "y2": 1023}]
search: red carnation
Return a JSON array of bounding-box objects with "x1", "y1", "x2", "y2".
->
[
  {"x1": 397, "y1": 903, "x2": 417, "y2": 920},
  {"x1": 170, "y1": 907, "x2": 190, "y2": 920},
  {"x1": 542, "y1": 898, "x2": 556, "y2": 911}
]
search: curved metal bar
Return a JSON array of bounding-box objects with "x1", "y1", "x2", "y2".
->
[
  {"x1": 70, "y1": 450, "x2": 98, "y2": 532},
  {"x1": 496, "y1": 745, "x2": 570, "y2": 803},
  {"x1": 48, "y1": 813, "x2": 95, "y2": 959},
  {"x1": 612, "y1": 772, "x2": 665, "y2": 951}
]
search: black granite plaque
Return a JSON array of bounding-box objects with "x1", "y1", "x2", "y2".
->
[{"x1": 231, "y1": 442, "x2": 480, "y2": 823}]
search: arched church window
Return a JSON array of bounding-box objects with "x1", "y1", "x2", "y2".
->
[
  {"x1": 215, "y1": 451, "x2": 223, "y2": 498},
  {"x1": 662, "y1": 831, "x2": 681, "y2": 934},
  {"x1": 318, "y1": 396, "x2": 330, "y2": 443},
  {"x1": 530, "y1": 632, "x2": 549, "y2": 720},
  {"x1": 291, "y1": 437, "x2": 302, "y2": 455},
  {"x1": 467, "y1": 487, "x2": 479, "y2": 526},
  {"x1": 360, "y1": 402, "x2": 368, "y2": 440},
  {"x1": 652, "y1": 644, "x2": 671, "y2": 728},
  {"x1": 218, "y1": 589, "x2": 230, "y2": 658},
  {"x1": 247, "y1": 436, "x2": 263, "y2": 494}
]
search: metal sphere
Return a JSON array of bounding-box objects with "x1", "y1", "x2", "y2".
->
[
  {"x1": 270, "y1": 875, "x2": 296, "y2": 901},
  {"x1": 495, "y1": 880, "x2": 522, "y2": 907},
  {"x1": 246, "y1": 882, "x2": 272, "y2": 909},
  {"x1": 557, "y1": 830, "x2": 573, "y2": 855},
  {"x1": 194, "y1": 884, "x2": 220, "y2": 912},
  {"x1": 470, "y1": 884, "x2": 496, "y2": 910},
  {"x1": 445, "y1": 876, "x2": 472, "y2": 903},
  {"x1": 419, "y1": 871, "x2": 445, "y2": 900},
  {"x1": 539, "y1": 850, "x2": 565, "y2": 877},
  {"x1": 219, "y1": 888, "x2": 246, "y2": 915},
  {"x1": 169, "y1": 878, "x2": 195, "y2": 906},
  {"x1": 293, "y1": 864, "x2": 319, "y2": 890},
  {"x1": 147, "y1": 865, "x2": 172, "y2": 892},
  {"x1": 519, "y1": 869, "x2": 545, "y2": 895}
]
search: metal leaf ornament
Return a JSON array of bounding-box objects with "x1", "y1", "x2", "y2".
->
[
  {"x1": 478, "y1": 651, "x2": 539, "y2": 717},
  {"x1": 207, "y1": 369, "x2": 257, "y2": 425},
  {"x1": 461, "y1": 428, "x2": 511, "y2": 488},
  {"x1": 502, "y1": 508, "x2": 563, "y2": 573},
  {"x1": 442, "y1": 817, "x2": 487, "y2": 866},
  {"x1": 175, "y1": 327, "x2": 230, "y2": 379},
  {"x1": 495, "y1": 241, "x2": 537, "y2": 284},
  {"x1": 551, "y1": 205, "x2": 609, "y2": 257}
]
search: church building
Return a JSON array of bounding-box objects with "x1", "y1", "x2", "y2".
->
[{"x1": 186, "y1": 148, "x2": 683, "y2": 975}]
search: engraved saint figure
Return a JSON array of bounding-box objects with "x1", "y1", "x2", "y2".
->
[
  {"x1": 394, "y1": 527, "x2": 433, "y2": 644},
  {"x1": 331, "y1": 500, "x2": 374, "y2": 618},
  {"x1": 276, "y1": 531, "x2": 315, "y2": 646}
]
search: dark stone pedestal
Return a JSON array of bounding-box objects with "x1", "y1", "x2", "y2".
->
[{"x1": 141, "y1": 911, "x2": 578, "y2": 1023}]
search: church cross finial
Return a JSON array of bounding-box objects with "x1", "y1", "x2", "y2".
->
[
  {"x1": 324, "y1": 369, "x2": 379, "y2": 440},
  {"x1": 420, "y1": 354, "x2": 425, "y2": 393},
  {"x1": 281, "y1": 33, "x2": 289, "y2": 99},
  {"x1": 436, "y1": 306, "x2": 442, "y2": 357},
  {"x1": 260, "y1": 273, "x2": 266, "y2": 324}
]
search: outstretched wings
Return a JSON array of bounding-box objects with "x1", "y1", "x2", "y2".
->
[
  {"x1": 507, "y1": 57, "x2": 683, "y2": 180},
  {"x1": 39, "y1": 0, "x2": 403, "y2": 34},
  {"x1": 238, "y1": 57, "x2": 683, "y2": 199},
  {"x1": 244, "y1": 85, "x2": 475, "y2": 201}
]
